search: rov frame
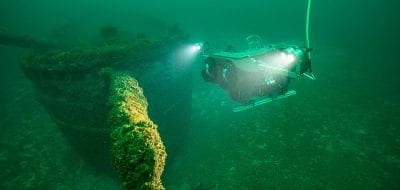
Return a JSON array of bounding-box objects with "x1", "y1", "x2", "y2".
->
[{"x1": 201, "y1": 36, "x2": 315, "y2": 112}]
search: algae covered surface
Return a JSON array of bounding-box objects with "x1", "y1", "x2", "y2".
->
[
  {"x1": 1, "y1": 0, "x2": 400, "y2": 189},
  {"x1": 108, "y1": 71, "x2": 166, "y2": 190}
]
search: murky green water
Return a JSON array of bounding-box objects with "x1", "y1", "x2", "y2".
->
[{"x1": 1, "y1": 0, "x2": 399, "y2": 189}]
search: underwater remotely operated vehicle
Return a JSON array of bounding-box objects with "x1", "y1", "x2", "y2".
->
[
  {"x1": 201, "y1": 37, "x2": 315, "y2": 112},
  {"x1": 198, "y1": 0, "x2": 315, "y2": 112}
]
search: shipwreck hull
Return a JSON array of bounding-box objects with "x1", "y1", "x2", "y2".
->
[{"x1": 14, "y1": 31, "x2": 191, "y2": 189}]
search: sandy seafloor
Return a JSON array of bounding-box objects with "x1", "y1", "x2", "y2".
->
[{"x1": 0, "y1": 44, "x2": 399, "y2": 189}]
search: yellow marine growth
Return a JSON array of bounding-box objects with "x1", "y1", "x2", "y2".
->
[{"x1": 108, "y1": 71, "x2": 166, "y2": 190}]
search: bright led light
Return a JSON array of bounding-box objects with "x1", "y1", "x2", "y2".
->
[
  {"x1": 194, "y1": 44, "x2": 201, "y2": 51},
  {"x1": 275, "y1": 51, "x2": 297, "y2": 68},
  {"x1": 287, "y1": 54, "x2": 296, "y2": 63},
  {"x1": 279, "y1": 52, "x2": 296, "y2": 64},
  {"x1": 187, "y1": 43, "x2": 203, "y2": 54},
  {"x1": 177, "y1": 43, "x2": 204, "y2": 65},
  {"x1": 280, "y1": 52, "x2": 286, "y2": 59}
]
